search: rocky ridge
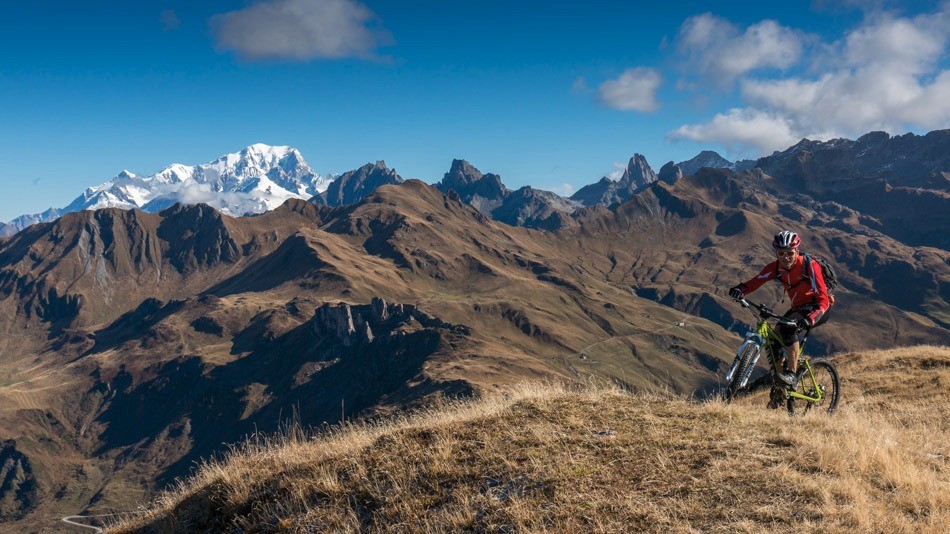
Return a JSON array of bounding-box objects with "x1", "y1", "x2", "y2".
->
[
  {"x1": 434, "y1": 159, "x2": 579, "y2": 230},
  {"x1": 317, "y1": 161, "x2": 404, "y2": 207},
  {"x1": 569, "y1": 154, "x2": 658, "y2": 207}
]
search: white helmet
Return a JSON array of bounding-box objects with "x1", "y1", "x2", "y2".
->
[{"x1": 773, "y1": 230, "x2": 801, "y2": 250}]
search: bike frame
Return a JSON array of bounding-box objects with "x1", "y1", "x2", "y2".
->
[{"x1": 751, "y1": 316, "x2": 825, "y2": 403}]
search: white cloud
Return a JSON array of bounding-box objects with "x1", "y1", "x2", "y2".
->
[
  {"x1": 598, "y1": 67, "x2": 662, "y2": 112},
  {"x1": 210, "y1": 0, "x2": 391, "y2": 61},
  {"x1": 840, "y1": 11, "x2": 948, "y2": 73},
  {"x1": 552, "y1": 183, "x2": 575, "y2": 195},
  {"x1": 670, "y1": 7, "x2": 950, "y2": 155},
  {"x1": 670, "y1": 108, "x2": 806, "y2": 155},
  {"x1": 677, "y1": 13, "x2": 804, "y2": 83}
]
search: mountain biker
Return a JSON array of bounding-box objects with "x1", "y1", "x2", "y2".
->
[{"x1": 728, "y1": 231, "x2": 831, "y2": 386}]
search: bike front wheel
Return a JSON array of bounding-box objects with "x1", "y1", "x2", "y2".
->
[
  {"x1": 788, "y1": 360, "x2": 840, "y2": 414},
  {"x1": 725, "y1": 341, "x2": 759, "y2": 402}
]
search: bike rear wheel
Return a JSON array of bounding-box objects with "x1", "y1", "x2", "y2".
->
[{"x1": 787, "y1": 360, "x2": 840, "y2": 414}]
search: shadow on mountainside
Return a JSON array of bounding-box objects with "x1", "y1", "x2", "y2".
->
[
  {"x1": 204, "y1": 234, "x2": 346, "y2": 297},
  {"x1": 83, "y1": 298, "x2": 186, "y2": 356}
]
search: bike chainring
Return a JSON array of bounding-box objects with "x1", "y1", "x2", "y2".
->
[{"x1": 770, "y1": 387, "x2": 787, "y2": 404}]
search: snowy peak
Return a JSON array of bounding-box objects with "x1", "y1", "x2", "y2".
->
[
  {"x1": 2, "y1": 143, "x2": 362, "y2": 236},
  {"x1": 207, "y1": 144, "x2": 301, "y2": 178},
  {"x1": 8, "y1": 144, "x2": 332, "y2": 232}
]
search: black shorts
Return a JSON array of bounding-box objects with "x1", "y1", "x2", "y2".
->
[{"x1": 778, "y1": 304, "x2": 829, "y2": 346}]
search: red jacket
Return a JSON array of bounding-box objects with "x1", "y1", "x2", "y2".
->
[{"x1": 738, "y1": 254, "x2": 830, "y2": 324}]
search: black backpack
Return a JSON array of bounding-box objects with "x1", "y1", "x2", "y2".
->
[{"x1": 775, "y1": 252, "x2": 838, "y2": 305}]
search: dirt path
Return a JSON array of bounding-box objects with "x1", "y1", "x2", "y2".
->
[{"x1": 61, "y1": 515, "x2": 106, "y2": 533}]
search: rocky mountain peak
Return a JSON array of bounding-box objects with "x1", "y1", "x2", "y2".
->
[
  {"x1": 443, "y1": 159, "x2": 485, "y2": 189},
  {"x1": 620, "y1": 154, "x2": 657, "y2": 188},
  {"x1": 434, "y1": 160, "x2": 509, "y2": 214},
  {"x1": 569, "y1": 153, "x2": 658, "y2": 207},
  {"x1": 351, "y1": 160, "x2": 392, "y2": 176},
  {"x1": 657, "y1": 161, "x2": 683, "y2": 185},
  {"x1": 320, "y1": 161, "x2": 404, "y2": 207},
  {"x1": 856, "y1": 131, "x2": 890, "y2": 146},
  {"x1": 677, "y1": 150, "x2": 733, "y2": 176}
]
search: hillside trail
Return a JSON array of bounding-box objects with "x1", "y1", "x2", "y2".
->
[{"x1": 61, "y1": 514, "x2": 106, "y2": 532}]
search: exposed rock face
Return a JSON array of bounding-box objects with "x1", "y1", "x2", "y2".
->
[
  {"x1": 313, "y1": 297, "x2": 468, "y2": 346},
  {"x1": 677, "y1": 151, "x2": 735, "y2": 176},
  {"x1": 0, "y1": 201, "x2": 327, "y2": 344},
  {"x1": 753, "y1": 130, "x2": 950, "y2": 248},
  {"x1": 756, "y1": 130, "x2": 950, "y2": 192},
  {"x1": 158, "y1": 204, "x2": 240, "y2": 273},
  {"x1": 438, "y1": 159, "x2": 509, "y2": 214},
  {"x1": 657, "y1": 161, "x2": 683, "y2": 185},
  {"x1": 0, "y1": 441, "x2": 38, "y2": 521},
  {"x1": 570, "y1": 154, "x2": 658, "y2": 207},
  {"x1": 319, "y1": 161, "x2": 404, "y2": 207},
  {"x1": 435, "y1": 160, "x2": 576, "y2": 230},
  {"x1": 440, "y1": 159, "x2": 485, "y2": 189},
  {"x1": 733, "y1": 159, "x2": 757, "y2": 171},
  {"x1": 568, "y1": 176, "x2": 624, "y2": 207},
  {"x1": 491, "y1": 186, "x2": 581, "y2": 230},
  {"x1": 674, "y1": 151, "x2": 757, "y2": 176},
  {"x1": 622, "y1": 154, "x2": 658, "y2": 189}
]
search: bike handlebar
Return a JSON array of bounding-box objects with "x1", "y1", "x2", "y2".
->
[{"x1": 734, "y1": 297, "x2": 799, "y2": 326}]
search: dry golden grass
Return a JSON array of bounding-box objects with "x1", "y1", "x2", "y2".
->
[{"x1": 108, "y1": 346, "x2": 949, "y2": 533}]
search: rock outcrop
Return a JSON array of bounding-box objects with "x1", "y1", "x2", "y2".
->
[
  {"x1": 318, "y1": 161, "x2": 404, "y2": 207},
  {"x1": 570, "y1": 154, "x2": 658, "y2": 207},
  {"x1": 437, "y1": 159, "x2": 509, "y2": 214},
  {"x1": 0, "y1": 441, "x2": 37, "y2": 521},
  {"x1": 435, "y1": 160, "x2": 577, "y2": 230},
  {"x1": 313, "y1": 297, "x2": 468, "y2": 346},
  {"x1": 657, "y1": 161, "x2": 683, "y2": 185}
]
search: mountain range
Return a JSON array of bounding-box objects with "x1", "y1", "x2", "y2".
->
[
  {"x1": 1, "y1": 130, "x2": 949, "y2": 530},
  {"x1": 0, "y1": 144, "x2": 332, "y2": 237},
  {"x1": 0, "y1": 143, "x2": 781, "y2": 238}
]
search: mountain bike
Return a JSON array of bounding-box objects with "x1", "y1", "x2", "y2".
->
[{"x1": 723, "y1": 298, "x2": 840, "y2": 414}]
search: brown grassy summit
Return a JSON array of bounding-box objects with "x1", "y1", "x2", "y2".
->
[{"x1": 108, "y1": 345, "x2": 949, "y2": 533}]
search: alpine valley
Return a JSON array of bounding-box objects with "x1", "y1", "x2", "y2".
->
[{"x1": 1, "y1": 131, "x2": 948, "y2": 531}]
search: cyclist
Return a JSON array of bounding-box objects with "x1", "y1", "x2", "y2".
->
[{"x1": 728, "y1": 231, "x2": 831, "y2": 386}]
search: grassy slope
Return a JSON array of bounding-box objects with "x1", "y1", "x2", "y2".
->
[{"x1": 110, "y1": 346, "x2": 949, "y2": 533}]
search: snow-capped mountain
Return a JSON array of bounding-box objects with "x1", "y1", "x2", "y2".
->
[{"x1": 2, "y1": 144, "x2": 332, "y2": 236}]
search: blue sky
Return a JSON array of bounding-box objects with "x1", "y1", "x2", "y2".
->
[{"x1": 2, "y1": 0, "x2": 949, "y2": 221}]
